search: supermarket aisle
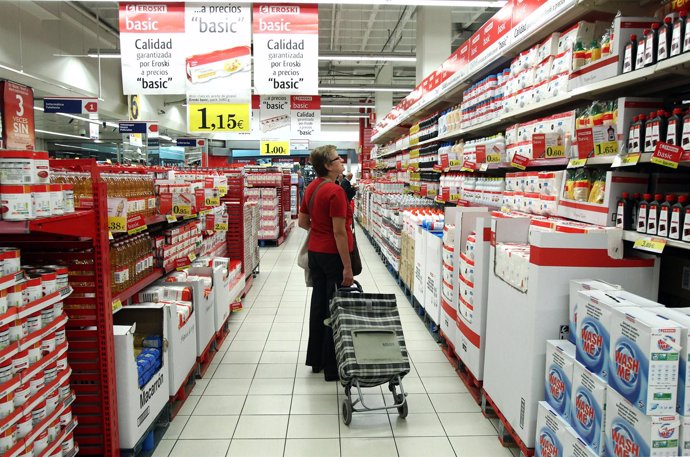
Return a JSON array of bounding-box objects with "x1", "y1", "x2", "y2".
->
[{"x1": 152, "y1": 226, "x2": 514, "y2": 457}]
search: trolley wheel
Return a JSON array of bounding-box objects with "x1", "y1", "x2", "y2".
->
[
  {"x1": 342, "y1": 398, "x2": 353, "y2": 425},
  {"x1": 395, "y1": 394, "x2": 408, "y2": 419}
]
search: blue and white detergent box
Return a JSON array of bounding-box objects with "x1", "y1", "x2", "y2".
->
[
  {"x1": 576, "y1": 290, "x2": 662, "y2": 382},
  {"x1": 649, "y1": 307, "x2": 690, "y2": 416},
  {"x1": 570, "y1": 361, "x2": 607, "y2": 455},
  {"x1": 564, "y1": 427, "x2": 598, "y2": 457},
  {"x1": 679, "y1": 415, "x2": 690, "y2": 456},
  {"x1": 604, "y1": 387, "x2": 679, "y2": 457},
  {"x1": 536, "y1": 401, "x2": 575, "y2": 457},
  {"x1": 608, "y1": 306, "x2": 680, "y2": 416},
  {"x1": 569, "y1": 279, "x2": 621, "y2": 345},
  {"x1": 545, "y1": 340, "x2": 577, "y2": 423}
]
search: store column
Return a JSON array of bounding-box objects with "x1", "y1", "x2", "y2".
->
[
  {"x1": 375, "y1": 64, "x2": 393, "y2": 119},
  {"x1": 415, "y1": 6, "x2": 451, "y2": 84}
]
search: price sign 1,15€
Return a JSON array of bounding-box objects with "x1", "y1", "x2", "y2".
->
[{"x1": 187, "y1": 103, "x2": 250, "y2": 133}]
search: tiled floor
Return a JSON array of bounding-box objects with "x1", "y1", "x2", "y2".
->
[{"x1": 153, "y1": 226, "x2": 515, "y2": 457}]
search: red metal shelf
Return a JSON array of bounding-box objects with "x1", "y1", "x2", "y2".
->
[{"x1": 0, "y1": 210, "x2": 97, "y2": 237}]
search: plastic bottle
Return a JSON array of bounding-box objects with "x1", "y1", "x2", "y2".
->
[
  {"x1": 682, "y1": 110, "x2": 690, "y2": 150},
  {"x1": 637, "y1": 193, "x2": 651, "y2": 233},
  {"x1": 658, "y1": 17, "x2": 673, "y2": 61},
  {"x1": 672, "y1": 10, "x2": 687, "y2": 57},
  {"x1": 658, "y1": 194, "x2": 675, "y2": 237},
  {"x1": 623, "y1": 34, "x2": 637, "y2": 73},
  {"x1": 646, "y1": 193, "x2": 663, "y2": 235},
  {"x1": 590, "y1": 40, "x2": 602, "y2": 62},
  {"x1": 685, "y1": 11, "x2": 690, "y2": 53},
  {"x1": 682, "y1": 197, "x2": 690, "y2": 242},
  {"x1": 636, "y1": 32, "x2": 648, "y2": 69},
  {"x1": 631, "y1": 193, "x2": 641, "y2": 225},
  {"x1": 628, "y1": 115, "x2": 640, "y2": 153},
  {"x1": 573, "y1": 42, "x2": 587, "y2": 70},
  {"x1": 667, "y1": 108, "x2": 684, "y2": 146},
  {"x1": 670, "y1": 195, "x2": 687, "y2": 240},
  {"x1": 616, "y1": 192, "x2": 634, "y2": 230},
  {"x1": 644, "y1": 23, "x2": 660, "y2": 66}
]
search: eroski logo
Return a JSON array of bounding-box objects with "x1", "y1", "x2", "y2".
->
[
  {"x1": 614, "y1": 342, "x2": 639, "y2": 386},
  {"x1": 575, "y1": 391, "x2": 595, "y2": 429},
  {"x1": 611, "y1": 423, "x2": 640, "y2": 457},
  {"x1": 657, "y1": 335, "x2": 675, "y2": 351},
  {"x1": 548, "y1": 369, "x2": 565, "y2": 402},
  {"x1": 538, "y1": 430, "x2": 559, "y2": 457},
  {"x1": 581, "y1": 322, "x2": 603, "y2": 357}
]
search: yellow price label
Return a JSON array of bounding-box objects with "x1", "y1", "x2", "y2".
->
[
  {"x1": 108, "y1": 216, "x2": 127, "y2": 232},
  {"x1": 205, "y1": 197, "x2": 220, "y2": 207},
  {"x1": 449, "y1": 194, "x2": 462, "y2": 201},
  {"x1": 128, "y1": 224, "x2": 148, "y2": 235},
  {"x1": 187, "y1": 103, "x2": 250, "y2": 133},
  {"x1": 511, "y1": 161, "x2": 527, "y2": 170},
  {"x1": 448, "y1": 160, "x2": 463, "y2": 168},
  {"x1": 633, "y1": 236, "x2": 666, "y2": 254},
  {"x1": 217, "y1": 186, "x2": 227, "y2": 196},
  {"x1": 409, "y1": 149, "x2": 420, "y2": 159},
  {"x1": 214, "y1": 223, "x2": 228, "y2": 231},
  {"x1": 612, "y1": 153, "x2": 641, "y2": 167},
  {"x1": 172, "y1": 205, "x2": 192, "y2": 216},
  {"x1": 183, "y1": 214, "x2": 197, "y2": 220},
  {"x1": 435, "y1": 197, "x2": 446, "y2": 204},
  {"x1": 594, "y1": 141, "x2": 618, "y2": 156},
  {"x1": 188, "y1": 252, "x2": 197, "y2": 262},
  {"x1": 545, "y1": 145, "x2": 566, "y2": 158},
  {"x1": 486, "y1": 153, "x2": 502, "y2": 163},
  {"x1": 112, "y1": 299, "x2": 122, "y2": 313},
  {"x1": 166, "y1": 214, "x2": 178, "y2": 223},
  {"x1": 651, "y1": 156, "x2": 680, "y2": 169},
  {"x1": 568, "y1": 158, "x2": 587, "y2": 168},
  {"x1": 260, "y1": 140, "x2": 290, "y2": 156},
  {"x1": 427, "y1": 189, "x2": 438, "y2": 197}
]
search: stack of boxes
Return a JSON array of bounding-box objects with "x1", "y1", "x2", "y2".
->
[
  {"x1": 246, "y1": 187, "x2": 280, "y2": 241},
  {"x1": 538, "y1": 281, "x2": 689, "y2": 457}
]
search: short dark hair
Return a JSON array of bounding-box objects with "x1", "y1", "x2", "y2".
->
[{"x1": 310, "y1": 145, "x2": 337, "y2": 177}]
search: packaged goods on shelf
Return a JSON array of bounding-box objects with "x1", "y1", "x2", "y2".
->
[
  {"x1": 571, "y1": 361, "x2": 608, "y2": 454},
  {"x1": 682, "y1": 415, "x2": 690, "y2": 455},
  {"x1": 568, "y1": 279, "x2": 621, "y2": 345},
  {"x1": 544, "y1": 340, "x2": 576, "y2": 423},
  {"x1": 607, "y1": 306, "x2": 680, "y2": 416},
  {"x1": 494, "y1": 242, "x2": 530, "y2": 292},
  {"x1": 110, "y1": 234, "x2": 155, "y2": 294},
  {"x1": 604, "y1": 387, "x2": 679, "y2": 457},
  {"x1": 575, "y1": 289, "x2": 663, "y2": 383},
  {"x1": 535, "y1": 401, "x2": 576, "y2": 457},
  {"x1": 438, "y1": 105, "x2": 462, "y2": 135}
]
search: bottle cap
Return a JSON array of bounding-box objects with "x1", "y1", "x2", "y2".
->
[
  {"x1": 655, "y1": 193, "x2": 663, "y2": 201},
  {"x1": 643, "y1": 193, "x2": 652, "y2": 200},
  {"x1": 633, "y1": 193, "x2": 641, "y2": 199},
  {"x1": 658, "y1": 110, "x2": 667, "y2": 117},
  {"x1": 633, "y1": 115, "x2": 639, "y2": 122},
  {"x1": 643, "y1": 29, "x2": 651, "y2": 35},
  {"x1": 679, "y1": 195, "x2": 688, "y2": 203},
  {"x1": 674, "y1": 108, "x2": 684, "y2": 115},
  {"x1": 665, "y1": 17, "x2": 673, "y2": 24},
  {"x1": 630, "y1": 34, "x2": 638, "y2": 41},
  {"x1": 639, "y1": 114, "x2": 646, "y2": 121},
  {"x1": 622, "y1": 192, "x2": 630, "y2": 198},
  {"x1": 666, "y1": 194, "x2": 676, "y2": 202},
  {"x1": 651, "y1": 23, "x2": 660, "y2": 30}
]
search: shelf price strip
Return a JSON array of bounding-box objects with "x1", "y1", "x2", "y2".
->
[{"x1": 633, "y1": 236, "x2": 667, "y2": 254}]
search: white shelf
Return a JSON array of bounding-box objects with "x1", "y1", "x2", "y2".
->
[{"x1": 623, "y1": 230, "x2": 690, "y2": 252}]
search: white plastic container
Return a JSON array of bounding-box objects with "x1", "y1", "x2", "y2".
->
[
  {"x1": 48, "y1": 184, "x2": 63, "y2": 215},
  {"x1": 0, "y1": 185, "x2": 33, "y2": 220},
  {"x1": 0, "y1": 151, "x2": 34, "y2": 185},
  {"x1": 31, "y1": 185, "x2": 51, "y2": 218}
]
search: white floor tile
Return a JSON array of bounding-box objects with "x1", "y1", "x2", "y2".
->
[
  {"x1": 290, "y1": 394, "x2": 338, "y2": 415},
  {"x1": 338, "y1": 413, "x2": 393, "y2": 438},
  {"x1": 242, "y1": 394, "x2": 292, "y2": 415},
  {"x1": 259, "y1": 351, "x2": 299, "y2": 364},
  {"x1": 284, "y1": 438, "x2": 340, "y2": 457},
  {"x1": 204, "y1": 378, "x2": 252, "y2": 396},
  {"x1": 449, "y1": 435, "x2": 514, "y2": 456},
  {"x1": 389, "y1": 413, "x2": 446, "y2": 437},
  {"x1": 151, "y1": 439, "x2": 175, "y2": 457},
  {"x1": 421, "y1": 376, "x2": 469, "y2": 394},
  {"x1": 163, "y1": 415, "x2": 190, "y2": 440},
  {"x1": 395, "y1": 437, "x2": 456, "y2": 457},
  {"x1": 340, "y1": 438, "x2": 397, "y2": 457},
  {"x1": 438, "y1": 412, "x2": 498, "y2": 436},
  {"x1": 286, "y1": 414, "x2": 340, "y2": 438},
  {"x1": 169, "y1": 440, "x2": 230, "y2": 457},
  {"x1": 193, "y1": 395, "x2": 245, "y2": 415},
  {"x1": 212, "y1": 364, "x2": 257, "y2": 379},
  {"x1": 248, "y1": 377, "x2": 295, "y2": 395},
  {"x1": 221, "y1": 351, "x2": 262, "y2": 364},
  {"x1": 233, "y1": 415, "x2": 289, "y2": 439},
  {"x1": 225, "y1": 439, "x2": 285, "y2": 457},
  {"x1": 293, "y1": 377, "x2": 339, "y2": 395},
  {"x1": 179, "y1": 415, "x2": 239, "y2": 439},
  {"x1": 429, "y1": 393, "x2": 481, "y2": 413},
  {"x1": 413, "y1": 362, "x2": 460, "y2": 377},
  {"x1": 254, "y1": 363, "x2": 297, "y2": 378},
  {"x1": 176, "y1": 395, "x2": 200, "y2": 416}
]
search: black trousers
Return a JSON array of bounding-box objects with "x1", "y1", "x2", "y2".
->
[{"x1": 305, "y1": 251, "x2": 343, "y2": 376}]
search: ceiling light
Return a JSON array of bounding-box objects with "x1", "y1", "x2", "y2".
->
[
  {"x1": 319, "y1": 85, "x2": 411, "y2": 93},
  {"x1": 322, "y1": 104, "x2": 375, "y2": 109},
  {"x1": 87, "y1": 49, "x2": 121, "y2": 59},
  {"x1": 322, "y1": 114, "x2": 369, "y2": 119},
  {"x1": 320, "y1": 53, "x2": 415, "y2": 62},
  {"x1": 54, "y1": 143, "x2": 101, "y2": 152},
  {"x1": 159, "y1": 135, "x2": 173, "y2": 141},
  {"x1": 36, "y1": 129, "x2": 90, "y2": 140}
]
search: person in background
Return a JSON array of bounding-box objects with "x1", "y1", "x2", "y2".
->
[
  {"x1": 298, "y1": 145, "x2": 354, "y2": 382},
  {"x1": 340, "y1": 172, "x2": 357, "y2": 202},
  {"x1": 297, "y1": 170, "x2": 305, "y2": 203}
]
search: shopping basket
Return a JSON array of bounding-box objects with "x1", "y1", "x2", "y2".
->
[{"x1": 328, "y1": 281, "x2": 410, "y2": 425}]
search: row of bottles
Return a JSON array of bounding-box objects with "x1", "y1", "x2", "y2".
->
[
  {"x1": 51, "y1": 172, "x2": 93, "y2": 209},
  {"x1": 627, "y1": 108, "x2": 690, "y2": 153},
  {"x1": 109, "y1": 234, "x2": 156, "y2": 293},
  {"x1": 623, "y1": 12, "x2": 690, "y2": 73},
  {"x1": 617, "y1": 192, "x2": 690, "y2": 242},
  {"x1": 103, "y1": 173, "x2": 157, "y2": 217}
]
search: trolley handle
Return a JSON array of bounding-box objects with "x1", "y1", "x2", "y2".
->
[{"x1": 337, "y1": 280, "x2": 363, "y2": 294}]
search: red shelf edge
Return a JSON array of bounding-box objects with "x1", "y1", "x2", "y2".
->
[{"x1": 111, "y1": 269, "x2": 165, "y2": 306}]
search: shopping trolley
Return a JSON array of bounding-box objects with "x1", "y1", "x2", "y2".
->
[{"x1": 328, "y1": 281, "x2": 410, "y2": 425}]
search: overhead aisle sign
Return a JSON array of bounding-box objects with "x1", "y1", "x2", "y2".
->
[
  {"x1": 253, "y1": 4, "x2": 319, "y2": 95},
  {"x1": 260, "y1": 96, "x2": 291, "y2": 138},
  {"x1": 119, "y1": 2, "x2": 186, "y2": 94},
  {"x1": 44, "y1": 97, "x2": 98, "y2": 114}
]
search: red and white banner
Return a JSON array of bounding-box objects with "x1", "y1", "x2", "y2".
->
[
  {"x1": 1, "y1": 81, "x2": 35, "y2": 150},
  {"x1": 290, "y1": 96, "x2": 320, "y2": 138},
  {"x1": 253, "y1": 4, "x2": 319, "y2": 95},
  {"x1": 119, "y1": 2, "x2": 186, "y2": 94}
]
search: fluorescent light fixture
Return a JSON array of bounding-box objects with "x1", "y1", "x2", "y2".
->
[
  {"x1": 322, "y1": 104, "x2": 375, "y2": 109},
  {"x1": 319, "y1": 85, "x2": 411, "y2": 93},
  {"x1": 36, "y1": 129, "x2": 90, "y2": 140},
  {"x1": 159, "y1": 135, "x2": 173, "y2": 141},
  {"x1": 320, "y1": 53, "x2": 415, "y2": 62},
  {"x1": 87, "y1": 49, "x2": 121, "y2": 59},
  {"x1": 54, "y1": 143, "x2": 100, "y2": 152},
  {"x1": 322, "y1": 114, "x2": 369, "y2": 119}
]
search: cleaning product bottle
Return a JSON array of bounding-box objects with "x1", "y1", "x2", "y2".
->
[
  {"x1": 628, "y1": 116, "x2": 640, "y2": 152},
  {"x1": 658, "y1": 194, "x2": 676, "y2": 237},
  {"x1": 682, "y1": 109, "x2": 690, "y2": 150},
  {"x1": 667, "y1": 108, "x2": 684, "y2": 146},
  {"x1": 672, "y1": 10, "x2": 687, "y2": 57},
  {"x1": 682, "y1": 196, "x2": 690, "y2": 242},
  {"x1": 644, "y1": 112, "x2": 657, "y2": 152},
  {"x1": 646, "y1": 193, "x2": 663, "y2": 235},
  {"x1": 685, "y1": 10, "x2": 690, "y2": 54},
  {"x1": 623, "y1": 34, "x2": 637, "y2": 73},
  {"x1": 590, "y1": 39, "x2": 602, "y2": 62},
  {"x1": 654, "y1": 110, "x2": 669, "y2": 149},
  {"x1": 658, "y1": 17, "x2": 673, "y2": 61},
  {"x1": 637, "y1": 193, "x2": 651, "y2": 233},
  {"x1": 636, "y1": 33, "x2": 647, "y2": 70},
  {"x1": 637, "y1": 114, "x2": 647, "y2": 153},
  {"x1": 671, "y1": 195, "x2": 687, "y2": 240},
  {"x1": 573, "y1": 42, "x2": 587, "y2": 70},
  {"x1": 616, "y1": 192, "x2": 634, "y2": 230},
  {"x1": 645, "y1": 23, "x2": 660, "y2": 66}
]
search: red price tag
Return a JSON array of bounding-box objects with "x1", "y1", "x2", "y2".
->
[
  {"x1": 420, "y1": 184, "x2": 428, "y2": 196},
  {"x1": 475, "y1": 145, "x2": 486, "y2": 163},
  {"x1": 396, "y1": 160, "x2": 402, "y2": 170},
  {"x1": 532, "y1": 134, "x2": 546, "y2": 158},
  {"x1": 576, "y1": 128, "x2": 594, "y2": 159},
  {"x1": 440, "y1": 153, "x2": 449, "y2": 169},
  {"x1": 441, "y1": 187, "x2": 450, "y2": 202},
  {"x1": 511, "y1": 154, "x2": 530, "y2": 170},
  {"x1": 462, "y1": 160, "x2": 477, "y2": 171},
  {"x1": 652, "y1": 142, "x2": 684, "y2": 169}
]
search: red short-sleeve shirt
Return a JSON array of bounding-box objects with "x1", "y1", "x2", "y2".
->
[{"x1": 300, "y1": 178, "x2": 354, "y2": 254}]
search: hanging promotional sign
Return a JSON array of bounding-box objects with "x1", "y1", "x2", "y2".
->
[
  {"x1": 43, "y1": 97, "x2": 98, "y2": 114},
  {"x1": 184, "y1": 3, "x2": 251, "y2": 100},
  {"x1": 119, "y1": 2, "x2": 186, "y2": 94},
  {"x1": 260, "y1": 95, "x2": 291, "y2": 138},
  {"x1": 290, "y1": 95, "x2": 320, "y2": 138},
  {"x1": 252, "y1": 4, "x2": 319, "y2": 95},
  {"x1": 1, "y1": 81, "x2": 35, "y2": 150}
]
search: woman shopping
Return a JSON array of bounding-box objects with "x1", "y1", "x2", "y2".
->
[{"x1": 298, "y1": 145, "x2": 354, "y2": 382}]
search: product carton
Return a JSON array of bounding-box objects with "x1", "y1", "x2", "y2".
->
[
  {"x1": 576, "y1": 289, "x2": 662, "y2": 381},
  {"x1": 570, "y1": 361, "x2": 607, "y2": 454},
  {"x1": 650, "y1": 308, "x2": 690, "y2": 416},
  {"x1": 536, "y1": 401, "x2": 576, "y2": 457},
  {"x1": 565, "y1": 427, "x2": 598, "y2": 457},
  {"x1": 680, "y1": 415, "x2": 690, "y2": 455},
  {"x1": 413, "y1": 224, "x2": 427, "y2": 308},
  {"x1": 424, "y1": 230, "x2": 443, "y2": 325},
  {"x1": 113, "y1": 323, "x2": 169, "y2": 449},
  {"x1": 604, "y1": 387, "x2": 679, "y2": 457},
  {"x1": 544, "y1": 340, "x2": 576, "y2": 422},
  {"x1": 568, "y1": 279, "x2": 621, "y2": 344},
  {"x1": 608, "y1": 306, "x2": 680, "y2": 416}
]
